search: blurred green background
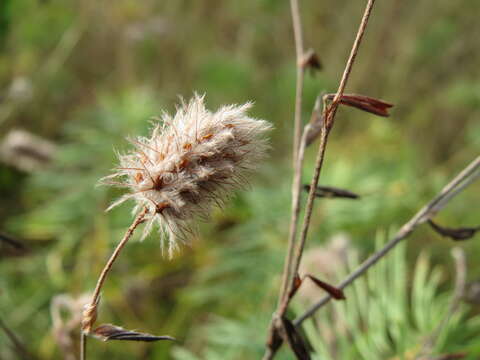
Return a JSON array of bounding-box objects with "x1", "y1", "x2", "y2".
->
[{"x1": 1, "y1": 0, "x2": 479, "y2": 359}]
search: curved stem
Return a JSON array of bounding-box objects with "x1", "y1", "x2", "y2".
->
[
  {"x1": 89, "y1": 207, "x2": 148, "y2": 314},
  {"x1": 80, "y1": 207, "x2": 148, "y2": 359}
]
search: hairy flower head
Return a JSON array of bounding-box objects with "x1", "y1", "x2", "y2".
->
[{"x1": 101, "y1": 95, "x2": 271, "y2": 256}]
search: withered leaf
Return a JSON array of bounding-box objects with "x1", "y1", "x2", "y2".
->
[
  {"x1": 325, "y1": 93, "x2": 393, "y2": 117},
  {"x1": 304, "y1": 275, "x2": 345, "y2": 300},
  {"x1": 281, "y1": 317, "x2": 311, "y2": 360},
  {"x1": 428, "y1": 220, "x2": 479, "y2": 241},
  {"x1": 93, "y1": 324, "x2": 175, "y2": 342},
  {"x1": 303, "y1": 185, "x2": 360, "y2": 199}
]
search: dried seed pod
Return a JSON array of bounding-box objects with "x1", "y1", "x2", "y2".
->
[{"x1": 101, "y1": 95, "x2": 271, "y2": 256}]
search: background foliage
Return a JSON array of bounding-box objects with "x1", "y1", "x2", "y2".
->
[{"x1": 0, "y1": 0, "x2": 479, "y2": 359}]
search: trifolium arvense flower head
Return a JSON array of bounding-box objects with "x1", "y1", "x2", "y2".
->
[{"x1": 101, "y1": 94, "x2": 271, "y2": 257}]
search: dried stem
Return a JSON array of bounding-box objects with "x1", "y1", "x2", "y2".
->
[
  {"x1": 428, "y1": 167, "x2": 480, "y2": 218},
  {"x1": 263, "y1": 1, "x2": 376, "y2": 359},
  {"x1": 286, "y1": 122, "x2": 329, "y2": 298},
  {"x1": 290, "y1": 0, "x2": 305, "y2": 163},
  {"x1": 80, "y1": 206, "x2": 148, "y2": 360},
  {"x1": 325, "y1": 0, "x2": 376, "y2": 127},
  {"x1": 80, "y1": 332, "x2": 86, "y2": 360},
  {"x1": 294, "y1": 155, "x2": 480, "y2": 325},
  {"x1": 280, "y1": 126, "x2": 310, "y2": 303},
  {"x1": 278, "y1": 0, "x2": 307, "y2": 305}
]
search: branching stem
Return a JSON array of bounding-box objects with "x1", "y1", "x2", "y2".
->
[{"x1": 263, "y1": 1, "x2": 376, "y2": 359}]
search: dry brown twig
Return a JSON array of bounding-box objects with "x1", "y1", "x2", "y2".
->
[{"x1": 263, "y1": 0, "x2": 377, "y2": 359}]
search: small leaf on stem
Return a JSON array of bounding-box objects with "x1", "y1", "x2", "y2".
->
[
  {"x1": 325, "y1": 93, "x2": 393, "y2": 117},
  {"x1": 93, "y1": 324, "x2": 176, "y2": 342},
  {"x1": 304, "y1": 275, "x2": 345, "y2": 300},
  {"x1": 303, "y1": 185, "x2": 360, "y2": 199},
  {"x1": 428, "y1": 220, "x2": 479, "y2": 241}
]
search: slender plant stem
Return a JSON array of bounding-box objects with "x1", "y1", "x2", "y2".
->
[
  {"x1": 281, "y1": 124, "x2": 311, "y2": 302},
  {"x1": 294, "y1": 155, "x2": 480, "y2": 325},
  {"x1": 88, "y1": 207, "x2": 148, "y2": 315},
  {"x1": 80, "y1": 206, "x2": 148, "y2": 360},
  {"x1": 279, "y1": 0, "x2": 307, "y2": 306},
  {"x1": 325, "y1": 0, "x2": 376, "y2": 127},
  {"x1": 291, "y1": 0, "x2": 305, "y2": 163},
  {"x1": 428, "y1": 167, "x2": 480, "y2": 218},
  {"x1": 285, "y1": 123, "x2": 328, "y2": 299},
  {"x1": 262, "y1": 2, "x2": 308, "y2": 357},
  {"x1": 80, "y1": 332, "x2": 86, "y2": 360}
]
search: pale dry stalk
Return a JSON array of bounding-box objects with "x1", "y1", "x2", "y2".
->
[
  {"x1": 279, "y1": 0, "x2": 307, "y2": 308},
  {"x1": 81, "y1": 207, "x2": 148, "y2": 335},
  {"x1": 80, "y1": 207, "x2": 148, "y2": 360}
]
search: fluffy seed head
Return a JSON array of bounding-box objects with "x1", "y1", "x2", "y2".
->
[{"x1": 101, "y1": 95, "x2": 271, "y2": 256}]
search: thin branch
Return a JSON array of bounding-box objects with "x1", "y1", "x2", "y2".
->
[
  {"x1": 325, "y1": 0, "x2": 376, "y2": 128},
  {"x1": 278, "y1": 0, "x2": 307, "y2": 307},
  {"x1": 80, "y1": 331, "x2": 87, "y2": 360},
  {"x1": 80, "y1": 207, "x2": 148, "y2": 360},
  {"x1": 294, "y1": 155, "x2": 480, "y2": 325},
  {"x1": 428, "y1": 168, "x2": 480, "y2": 218},
  {"x1": 286, "y1": 122, "x2": 329, "y2": 302},
  {"x1": 280, "y1": 125, "x2": 311, "y2": 304},
  {"x1": 290, "y1": 0, "x2": 305, "y2": 163}
]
